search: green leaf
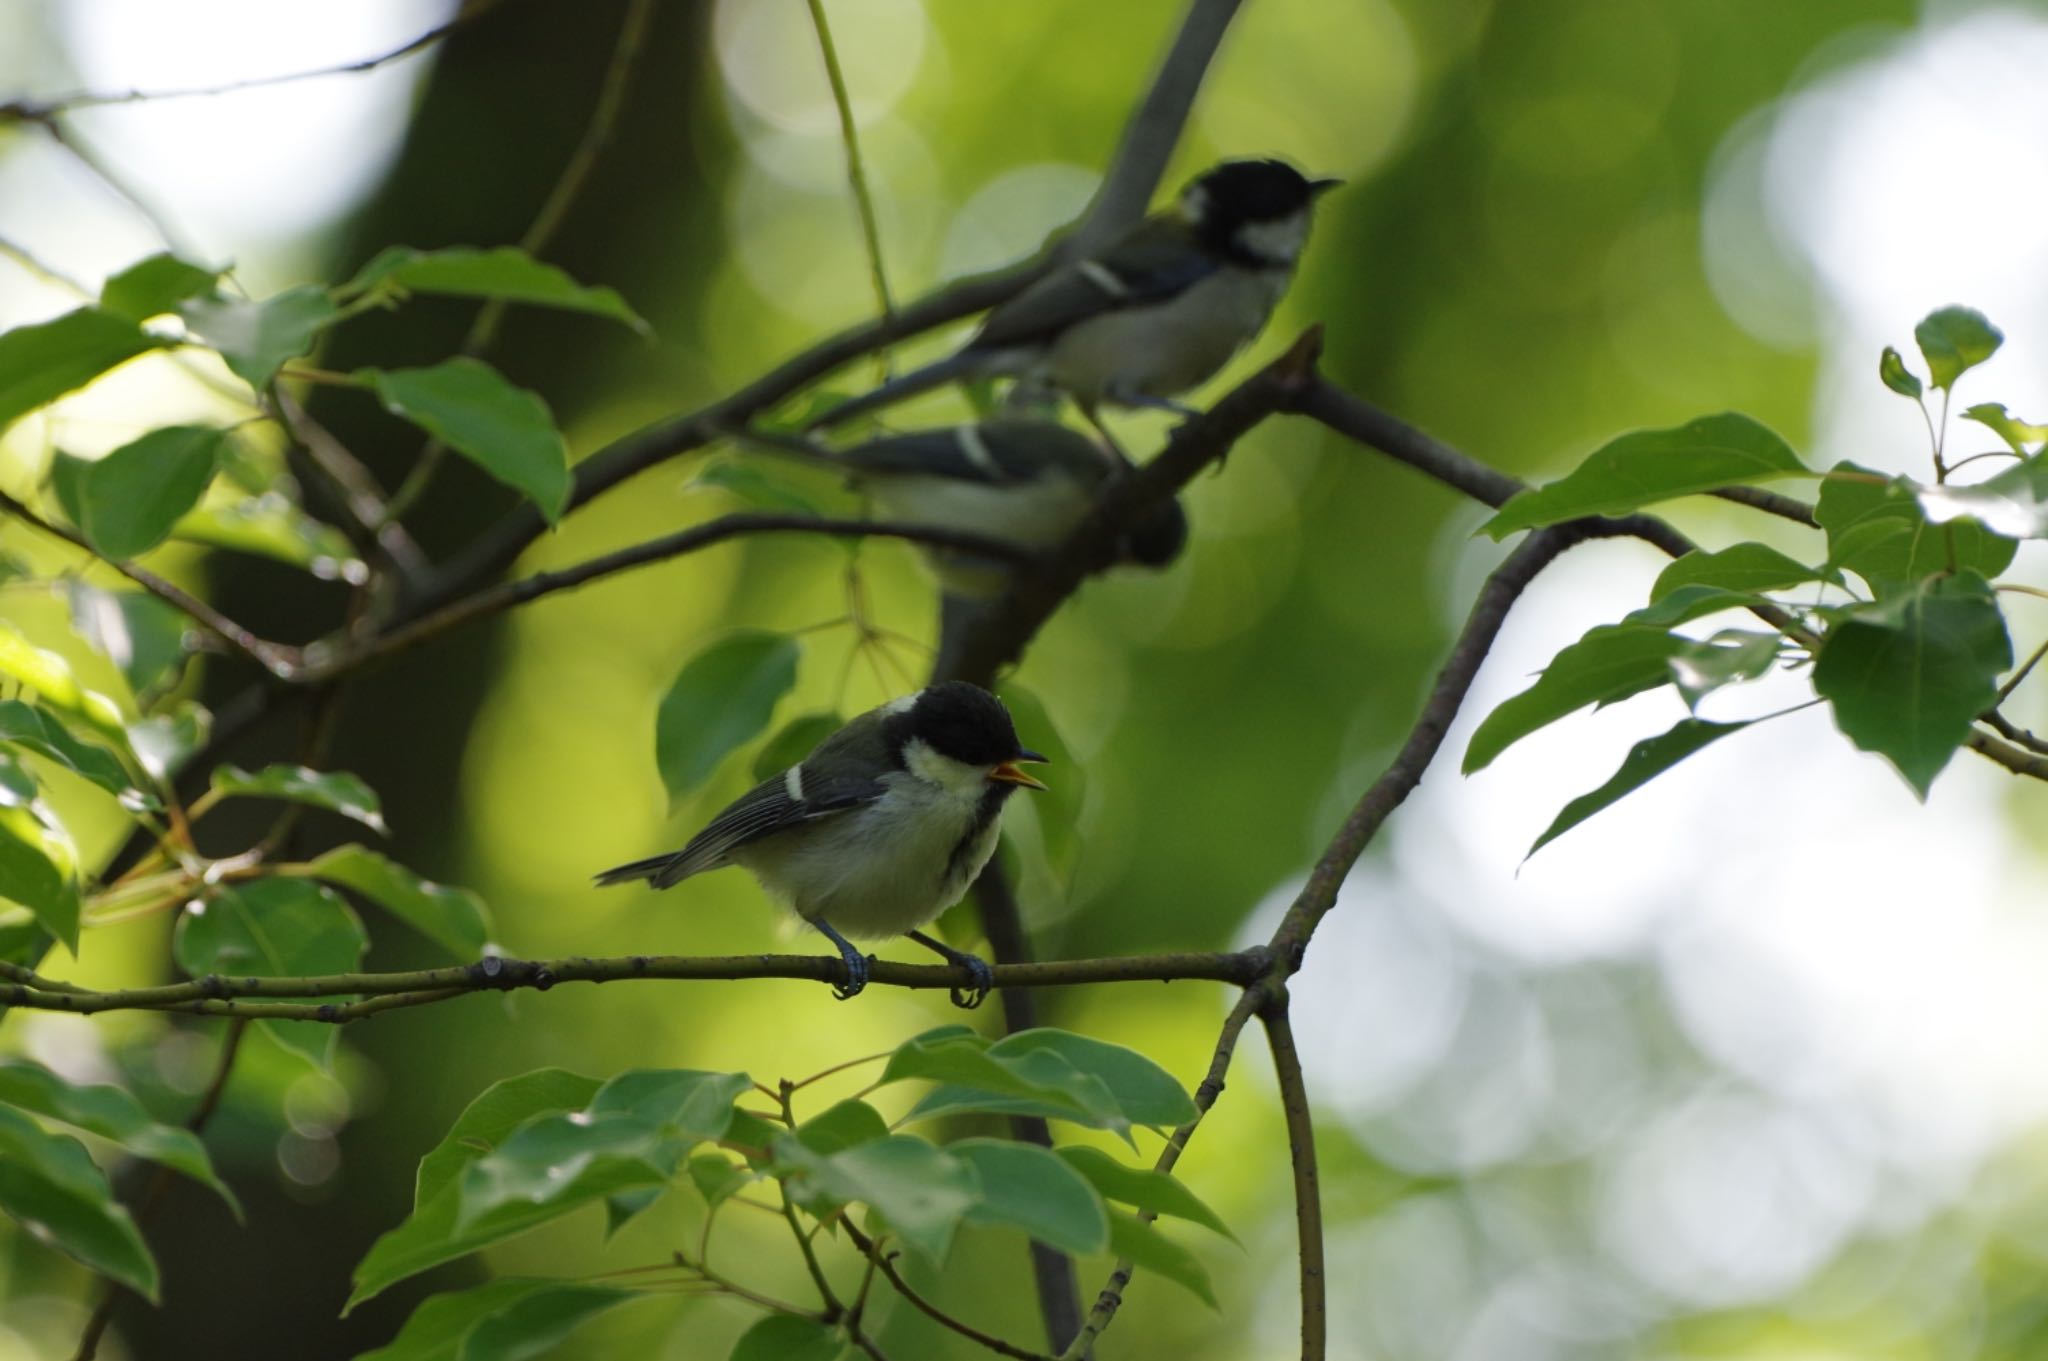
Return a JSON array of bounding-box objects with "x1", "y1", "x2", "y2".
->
[
  {"x1": 0, "y1": 1059, "x2": 238, "y2": 1215},
  {"x1": 793, "y1": 1098, "x2": 889, "y2": 1156},
  {"x1": 346, "y1": 246, "x2": 650, "y2": 335},
  {"x1": 0, "y1": 751, "x2": 34, "y2": 807},
  {"x1": 584, "y1": 1068, "x2": 750, "y2": 1138},
  {"x1": 67, "y1": 583, "x2": 191, "y2": 696},
  {"x1": 1914, "y1": 306, "x2": 2002, "y2": 391},
  {"x1": 126, "y1": 701, "x2": 210, "y2": 781},
  {"x1": 0, "y1": 698, "x2": 145, "y2": 803},
  {"x1": 1463, "y1": 624, "x2": 1684, "y2": 774},
  {"x1": 1961, "y1": 402, "x2": 2048, "y2": 455},
  {"x1": 173, "y1": 493, "x2": 368, "y2": 583},
  {"x1": 0, "y1": 805, "x2": 80, "y2": 953},
  {"x1": 952, "y1": 1137, "x2": 1108, "y2": 1255},
  {"x1": 453, "y1": 1112, "x2": 675, "y2": 1232},
  {"x1": 71, "y1": 425, "x2": 224, "y2": 558},
  {"x1": 1812, "y1": 571, "x2": 2012, "y2": 797},
  {"x1": 1056, "y1": 1146, "x2": 1232, "y2": 1239},
  {"x1": 0, "y1": 308, "x2": 158, "y2": 431},
  {"x1": 1817, "y1": 462, "x2": 2016, "y2": 596},
  {"x1": 904, "y1": 1029, "x2": 1196, "y2": 1135},
  {"x1": 730, "y1": 1314, "x2": 846, "y2": 1361},
  {"x1": 1526, "y1": 718, "x2": 1752, "y2": 858},
  {"x1": 353, "y1": 1277, "x2": 635, "y2": 1361},
  {"x1": 0, "y1": 1103, "x2": 157, "y2": 1300},
  {"x1": 687, "y1": 1152, "x2": 754, "y2": 1210},
  {"x1": 414, "y1": 1070, "x2": 604, "y2": 1209},
  {"x1": 1878, "y1": 346, "x2": 1923, "y2": 400},
  {"x1": 1650, "y1": 543, "x2": 1827, "y2": 601},
  {"x1": 602, "y1": 1185, "x2": 664, "y2": 1238},
  {"x1": 355, "y1": 1068, "x2": 746, "y2": 1309},
  {"x1": 1669, "y1": 630, "x2": 1782, "y2": 709},
  {"x1": 209, "y1": 764, "x2": 385, "y2": 833},
  {"x1": 1622, "y1": 584, "x2": 1766, "y2": 629},
  {"x1": 0, "y1": 622, "x2": 131, "y2": 745},
  {"x1": 1108, "y1": 1209, "x2": 1215, "y2": 1308},
  {"x1": 353, "y1": 1073, "x2": 615, "y2": 1312},
  {"x1": 180, "y1": 285, "x2": 340, "y2": 389},
  {"x1": 100, "y1": 254, "x2": 220, "y2": 323},
  {"x1": 1916, "y1": 454, "x2": 2048, "y2": 541},
  {"x1": 307, "y1": 845, "x2": 490, "y2": 960},
  {"x1": 775, "y1": 1133, "x2": 978, "y2": 1261},
  {"x1": 883, "y1": 1030, "x2": 1121, "y2": 1132},
  {"x1": 172, "y1": 879, "x2": 367, "y2": 1068},
  {"x1": 1482, "y1": 414, "x2": 1809, "y2": 537},
  {"x1": 362, "y1": 359, "x2": 571, "y2": 521},
  {"x1": 655, "y1": 631, "x2": 801, "y2": 800},
  {"x1": 751, "y1": 712, "x2": 843, "y2": 782},
  {"x1": 692, "y1": 460, "x2": 824, "y2": 516}
]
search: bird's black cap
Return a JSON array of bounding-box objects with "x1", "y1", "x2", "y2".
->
[
  {"x1": 1189, "y1": 159, "x2": 1338, "y2": 224},
  {"x1": 895, "y1": 681, "x2": 1042, "y2": 767}
]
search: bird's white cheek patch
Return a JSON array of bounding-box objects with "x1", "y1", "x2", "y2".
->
[
  {"x1": 902, "y1": 737, "x2": 991, "y2": 800},
  {"x1": 1236, "y1": 210, "x2": 1309, "y2": 265}
]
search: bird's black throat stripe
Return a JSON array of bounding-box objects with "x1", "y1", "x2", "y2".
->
[{"x1": 942, "y1": 783, "x2": 1014, "y2": 890}]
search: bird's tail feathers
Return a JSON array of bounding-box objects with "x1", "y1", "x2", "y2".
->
[
  {"x1": 593, "y1": 853, "x2": 686, "y2": 888},
  {"x1": 803, "y1": 352, "x2": 985, "y2": 433}
]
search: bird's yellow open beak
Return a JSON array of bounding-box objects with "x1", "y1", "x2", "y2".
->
[{"x1": 990, "y1": 750, "x2": 1049, "y2": 791}]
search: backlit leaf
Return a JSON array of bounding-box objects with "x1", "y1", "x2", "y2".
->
[
  {"x1": 1878, "y1": 346, "x2": 1922, "y2": 399},
  {"x1": 953, "y1": 1137, "x2": 1108, "y2": 1255},
  {"x1": 730, "y1": 1315, "x2": 845, "y2": 1361},
  {"x1": 1526, "y1": 718, "x2": 1752, "y2": 858},
  {"x1": 1056, "y1": 1146, "x2": 1232, "y2": 1239},
  {"x1": 656, "y1": 631, "x2": 800, "y2": 800},
  {"x1": 353, "y1": 1277, "x2": 635, "y2": 1361},
  {"x1": 0, "y1": 1102, "x2": 157, "y2": 1300},
  {"x1": 0, "y1": 1059, "x2": 238, "y2": 1214},
  {"x1": 362, "y1": 360, "x2": 571, "y2": 521},
  {"x1": 209, "y1": 764, "x2": 385, "y2": 833},
  {"x1": 1914, "y1": 306, "x2": 2002, "y2": 391},
  {"x1": 181, "y1": 286, "x2": 340, "y2": 389},
  {"x1": 1109, "y1": 1209, "x2": 1215, "y2": 1308},
  {"x1": 72, "y1": 425, "x2": 224, "y2": 559},
  {"x1": 0, "y1": 805, "x2": 80, "y2": 952},
  {"x1": 1483, "y1": 414, "x2": 1809, "y2": 537},
  {"x1": 1463, "y1": 624, "x2": 1683, "y2": 774},
  {"x1": 100, "y1": 254, "x2": 220, "y2": 323},
  {"x1": 173, "y1": 879, "x2": 367, "y2": 1068},
  {"x1": 307, "y1": 845, "x2": 490, "y2": 960},
  {"x1": 347, "y1": 245, "x2": 649, "y2": 334},
  {"x1": 1650, "y1": 543, "x2": 1827, "y2": 601},
  {"x1": 0, "y1": 308, "x2": 158, "y2": 432},
  {"x1": 1812, "y1": 570, "x2": 2012, "y2": 797},
  {"x1": 1817, "y1": 462, "x2": 2016, "y2": 596}
]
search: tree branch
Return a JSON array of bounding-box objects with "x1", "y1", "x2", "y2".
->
[
  {"x1": 1, "y1": 1, "x2": 502, "y2": 124},
  {"x1": 845, "y1": 1223, "x2": 1055, "y2": 1361},
  {"x1": 0, "y1": 948, "x2": 1266, "y2": 1020},
  {"x1": 312, "y1": 514, "x2": 1034, "y2": 681},
  {"x1": 1260, "y1": 996, "x2": 1324, "y2": 1361},
  {"x1": 1071, "y1": 0, "x2": 1247, "y2": 251}
]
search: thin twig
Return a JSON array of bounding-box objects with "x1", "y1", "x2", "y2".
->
[
  {"x1": 3, "y1": 1, "x2": 501, "y2": 123},
  {"x1": 844, "y1": 1224, "x2": 1055, "y2": 1361},
  {"x1": 807, "y1": 0, "x2": 896, "y2": 359},
  {"x1": 1260, "y1": 996, "x2": 1324, "y2": 1361},
  {"x1": 1064, "y1": 985, "x2": 1266, "y2": 1360},
  {"x1": 0, "y1": 487, "x2": 298, "y2": 676},
  {"x1": 383, "y1": 0, "x2": 657, "y2": 525},
  {"x1": 71, "y1": 1019, "x2": 246, "y2": 1361}
]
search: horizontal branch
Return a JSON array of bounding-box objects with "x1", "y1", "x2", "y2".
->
[
  {"x1": 0, "y1": 949, "x2": 1266, "y2": 1022},
  {"x1": 0, "y1": 2, "x2": 496, "y2": 123},
  {"x1": 310, "y1": 513, "x2": 1035, "y2": 681}
]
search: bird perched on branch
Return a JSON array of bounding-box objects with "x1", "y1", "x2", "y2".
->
[
  {"x1": 834, "y1": 416, "x2": 1188, "y2": 589},
  {"x1": 806, "y1": 158, "x2": 1339, "y2": 434},
  {"x1": 595, "y1": 682, "x2": 1046, "y2": 1008}
]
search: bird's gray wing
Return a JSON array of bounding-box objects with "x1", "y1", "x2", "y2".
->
[
  {"x1": 597, "y1": 711, "x2": 894, "y2": 889},
  {"x1": 836, "y1": 420, "x2": 1112, "y2": 487},
  {"x1": 969, "y1": 218, "x2": 1222, "y2": 353}
]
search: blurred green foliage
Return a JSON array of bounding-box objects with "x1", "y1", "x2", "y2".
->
[{"x1": 9, "y1": 1, "x2": 2048, "y2": 1359}]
